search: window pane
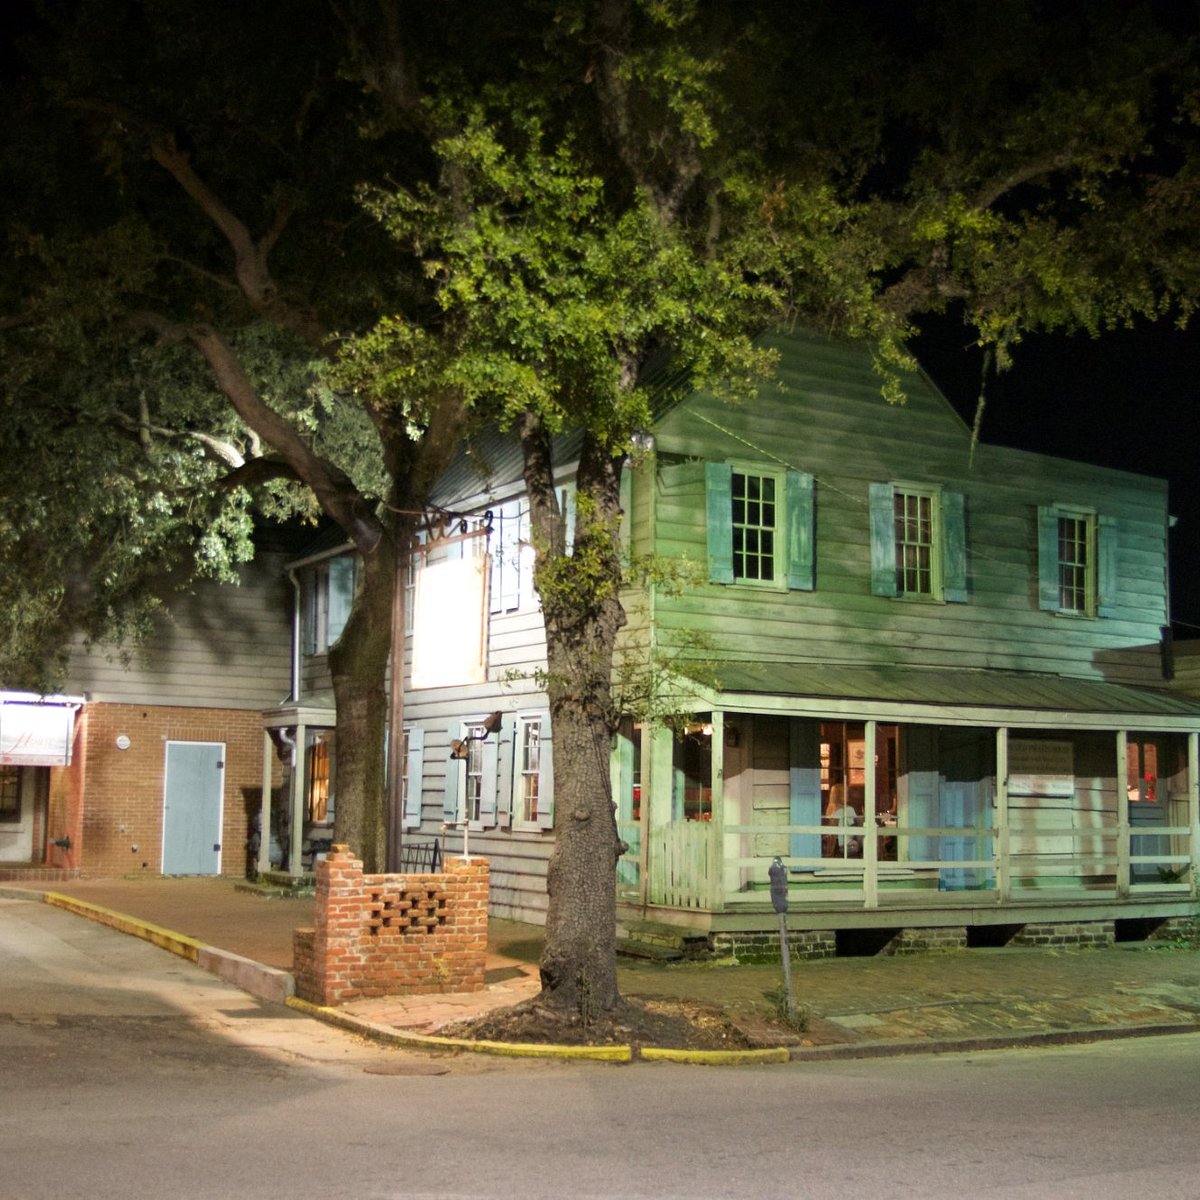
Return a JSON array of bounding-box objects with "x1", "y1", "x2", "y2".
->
[
  {"x1": 0, "y1": 767, "x2": 19, "y2": 823},
  {"x1": 1057, "y1": 515, "x2": 1092, "y2": 613},
  {"x1": 894, "y1": 491, "x2": 936, "y2": 596},
  {"x1": 731, "y1": 471, "x2": 777, "y2": 582}
]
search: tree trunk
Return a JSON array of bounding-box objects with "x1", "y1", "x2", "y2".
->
[
  {"x1": 522, "y1": 418, "x2": 627, "y2": 1015},
  {"x1": 538, "y1": 692, "x2": 624, "y2": 1014},
  {"x1": 329, "y1": 533, "x2": 396, "y2": 873}
]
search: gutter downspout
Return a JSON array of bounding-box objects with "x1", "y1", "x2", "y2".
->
[{"x1": 287, "y1": 569, "x2": 302, "y2": 703}]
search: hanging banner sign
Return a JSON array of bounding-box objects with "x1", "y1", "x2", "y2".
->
[
  {"x1": 1007, "y1": 738, "x2": 1075, "y2": 797},
  {"x1": 0, "y1": 698, "x2": 81, "y2": 766},
  {"x1": 411, "y1": 557, "x2": 489, "y2": 689}
]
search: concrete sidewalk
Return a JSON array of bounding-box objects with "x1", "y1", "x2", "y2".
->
[{"x1": 4, "y1": 875, "x2": 1200, "y2": 1057}]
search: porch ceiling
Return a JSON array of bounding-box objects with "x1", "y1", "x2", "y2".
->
[{"x1": 698, "y1": 663, "x2": 1200, "y2": 731}]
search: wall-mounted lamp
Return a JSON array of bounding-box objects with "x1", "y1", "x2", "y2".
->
[{"x1": 450, "y1": 711, "x2": 503, "y2": 759}]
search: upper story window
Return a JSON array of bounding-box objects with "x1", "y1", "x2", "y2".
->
[
  {"x1": 302, "y1": 555, "x2": 357, "y2": 655},
  {"x1": 869, "y1": 482, "x2": 967, "y2": 603},
  {"x1": 1056, "y1": 511, "x2": 1094, "y2": 614},
  {"x1": 893, "y1": 487, "x2": 938, "y2": 597},
  {"x1": 732, "y1": 471, "x2": 777, "y2": 582},
  {"x1": 1037, "y1": 504, "x2": 1117, "y2": 618},
  {"x1": 706, "y1": 462, "x2": 814, "y2": 591}
]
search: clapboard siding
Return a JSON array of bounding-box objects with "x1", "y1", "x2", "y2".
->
[
  {"x1": 66, "y1": 553, "x2": 292, "y2": 709},
  {"x1": 647, "y1": 328, "x2": 1169, "y2": 688}
]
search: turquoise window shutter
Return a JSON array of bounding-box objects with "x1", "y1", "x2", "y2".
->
[
  {"x1": 496, "y1": 722, "x2": 514, "y2": 830},
  {"x1": 1097, "y1": 515, "x2": 1118, "y2": 617},
  {"x1": 785, "y1": 471, "x2": 815, "y2": 591},
  {"x1": 536, "y1": 712, "x2": 554, "y2": 830},
  {"x1": 1037, "y1": 506, "x2": 1061, "y2": 611},
  {"x1": 443, "y1": 723, "x2": 463, "y2": 822},
  {"x1": 705, "y1": 462, "x2": 734, "y2": 584},
  {"x1": 478, "y1": 736, "x2": 499, "y2": 828},
  {"x1": 869, "y1": 482, "x2": 898, "y2": 596},
  {"x1": 402, "y1": 728, "x2": 424, "y2": 830},
  {"x1": 942, "y1": 491, "x2": 968, "y2": 603},
  {"x1": 327, "y1": 555, "x2": 356, "y2": 644},
  {"x1": 789, "y1": 719, "x2": 821, "y2": 866}
]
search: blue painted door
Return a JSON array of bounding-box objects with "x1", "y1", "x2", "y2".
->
[{"x1": 162, "y1": 742, "x2": 224, "y2": 875}]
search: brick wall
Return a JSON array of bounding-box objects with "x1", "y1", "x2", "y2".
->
[
  {"x1": 711, "y1": 929, "x2": 837, "y2": 961},
  {"x1": 1011, "y1": 920, "x2": 1116, "y2": 948},
  {"x1": 293, "y1": 847, "x2": 489, "y2": 1006},
  {"x1": 881, "y1": 926, "x2": 969, "y2": 955},
  {"x1": 73, "y1": 702, "x2": 267, "y2": 876}
]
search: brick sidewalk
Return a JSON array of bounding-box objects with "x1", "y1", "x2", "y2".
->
[{"x1": 7, "y1": 875, "x2": 1200, "y2": 1049}]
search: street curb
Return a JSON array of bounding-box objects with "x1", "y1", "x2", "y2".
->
[
  {"x1": 44, "y1": 891, "x2": 203, "y2": 961},
  {"x1": 786, "y1": 1020, "x2": 1200, "y2": 1061},
  {"x1": 641, "y1": 1045, "x2": 792, "y2": 1065},
  {"x1": 284, "y1": 996, "x2": 635, "y2": 1061},
  {"x1": 39, "y1": 892, "x2": 295, "y2": 1005}
]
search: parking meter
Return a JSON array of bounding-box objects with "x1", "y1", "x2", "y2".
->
[{"x1": 768, "y1": 856, "x2": 789, "y2": 914}]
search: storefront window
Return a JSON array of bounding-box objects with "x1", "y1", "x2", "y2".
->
[
  {"x1": 0, "y1": 766, "x2": 19, "y2": 822},
  {"x1": 306, "y1": 732, "x2": 335, "y2": 824}
]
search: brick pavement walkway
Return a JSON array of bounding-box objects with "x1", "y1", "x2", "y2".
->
[{"x1": 6, "y1": 875, "x2": 1200, "y2": 1049}]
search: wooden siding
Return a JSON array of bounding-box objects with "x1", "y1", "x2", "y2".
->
[
  {"x1": 65, "y1": 554, "x2": 292, "y2": 711},
  {"x1": 648, "y1": 328, "x2": 1169, "y2": 689}
]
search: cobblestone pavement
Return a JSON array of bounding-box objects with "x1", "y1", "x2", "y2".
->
[{"x1": 6, "y1": 876, "x2": 1200, "y2": 1051}]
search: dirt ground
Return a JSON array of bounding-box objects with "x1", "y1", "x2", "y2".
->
[{"x1": 442, "y1": 994, "x2": 763, "y2": 1049}]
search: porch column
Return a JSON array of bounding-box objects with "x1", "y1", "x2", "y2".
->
[
  {"x1": 1116, "y1": 730, "x2": 1130, "y2": 897},
  {"x1": 258, "y1": 730, "x2": 274, "y2": 877},
  {"x1": 1189, "y1": 732, "x2": 1199, "y2": 899},
  {"x1": 709, "y1": 710, "x2": 725, "y2": 912},
  {"x1": 863, "y1": 720, "x2": 878, "y2": 909},
  {"x1": 995, "y1": 727, "x2": 1010, "y2": 901},
  {"x1": 644, "y1": 722, "x2": 675, "y2": 902},
  {"x1": 290, "y1": 720, "x2": 307, "y2": 877}
]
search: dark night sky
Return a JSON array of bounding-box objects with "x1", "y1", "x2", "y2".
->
[{"x1": 914, "y1": 318, "x2": 1200, "y2": 637}]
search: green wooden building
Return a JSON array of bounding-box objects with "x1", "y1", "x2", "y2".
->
[{"x1": 392, "y1": 327, "x2": 1200, "y2": 948}]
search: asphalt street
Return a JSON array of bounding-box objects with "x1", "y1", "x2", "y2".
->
[{"x1": 3, "y1": 897, "x2": 1200, "y2": 1200}]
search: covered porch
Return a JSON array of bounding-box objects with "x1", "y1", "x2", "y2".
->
[
  {"x1": 257, "y1": 701, "x2": 337, "y2": 879},
  {"x1": 613, "y1": 666, "x2": 1200, "y2": 935}
]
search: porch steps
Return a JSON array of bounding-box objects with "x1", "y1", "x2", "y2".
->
[{"x1": 616, "y1": 920, "x2": 707, "y2": 962}]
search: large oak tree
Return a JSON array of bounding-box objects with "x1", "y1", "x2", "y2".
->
[{"x1": 4, "y1": 1, "x2": 1197, "y2": 1014}]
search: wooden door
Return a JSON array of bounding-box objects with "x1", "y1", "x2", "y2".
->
[{"x1": 162, "y1": 742, "x2": 225, "y2": 875}]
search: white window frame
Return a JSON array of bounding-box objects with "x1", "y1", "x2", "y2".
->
[
  {"x1": 730, "y1": 466, "x2": 783, "y2": 587},
  {"x1": 1055, "y1": 508, "x2": 1097, "y2": 617},
  {"x1": 892, "y1": 484, "x2": 941, "y2": 599},
  {"x1": 512, "y1": 714, "x2": 544, "y2": 830}
]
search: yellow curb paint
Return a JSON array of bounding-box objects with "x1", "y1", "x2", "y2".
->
[
  {"x1": 285, "y1": 995, "x2": 633, "y2": 1061},
  {"x1": 639, "y1": 1046, "x2": 791, "y2": 1065},
  {"x1": 43, "y1": 892, "x2": 202, "y2": 962}
]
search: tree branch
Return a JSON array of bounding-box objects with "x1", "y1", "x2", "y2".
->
[
  {"x1": 131, "y1": 311, "x2": 383, "y2": 553},
  {"x1": 147, "y1": 133, "x2": 324, "y2": 346}
]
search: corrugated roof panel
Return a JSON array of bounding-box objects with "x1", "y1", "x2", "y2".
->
[{"x1": 709, "y1": 663, "x2": 1200, "y2": 719}]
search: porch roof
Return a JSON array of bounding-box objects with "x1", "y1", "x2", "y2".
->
[{"x1": 701, "y1": 663, "x2": 1200, "y2": 732}]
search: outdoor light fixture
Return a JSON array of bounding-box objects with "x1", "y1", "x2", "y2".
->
[{"x1": 449, "y1": 711, "x2": 503, "y2": 759}]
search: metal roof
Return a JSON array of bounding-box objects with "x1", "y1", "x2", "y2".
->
[{"x1": 701, "y1": 663, "x2": 1200, "y2": 728}]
